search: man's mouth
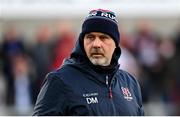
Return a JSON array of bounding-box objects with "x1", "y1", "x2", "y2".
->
[{"x1": 91, "y1": 53, "x2": 104, "y2": 57}]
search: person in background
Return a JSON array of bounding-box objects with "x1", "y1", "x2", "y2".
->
[
  {"x1": 1, "y1": 26, "x2": 26, "y2": 105},
  {"x1": 133, "y1": 20, "x2": 160, "y2": 103},
  {"x1": 32, "y1": 26, "x2": 52, "y2": 100},
  {"x1": 33, "y1": 9, "x2": 144, "y2": 116},
  {"x1": 51, "y1": 21, "x2": 75, "y2": 69},
  {"x1": 12, "y1": 54, "x2": 33, "y2": 115}
]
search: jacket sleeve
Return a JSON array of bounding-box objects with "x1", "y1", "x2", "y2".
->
[
  {"x1": 136, "y1": 82, "x2": 144, "y2": 116},
  {"x1": 126, "y1": 71, "x2": 145, "y2": 116},
  {"x1": 33, "y1": 72, "x2": 67, "y2": 115}
]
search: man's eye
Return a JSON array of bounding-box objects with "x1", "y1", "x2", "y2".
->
[
  {"x1": 100, "y1": 36, "x2": 108, "y2": 40},
  {"x1": 86, "y1": 35, "x2": 94, "y2": 40}
]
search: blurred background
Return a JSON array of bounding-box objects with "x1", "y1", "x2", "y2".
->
[{"x1": 0, "y1": 0, "x2": 180, "y2": 115}]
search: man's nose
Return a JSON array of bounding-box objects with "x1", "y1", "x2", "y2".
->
[{"x1": 92, "y1": 38, "x2": 102, "y2": 48}]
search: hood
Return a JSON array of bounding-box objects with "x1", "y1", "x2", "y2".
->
[
  {"x1": 67, "y1": 33, "x2": 121, "y2": 73},
  {"x1": 61, "y1": 33, "x2": 121, "y2": 84}
]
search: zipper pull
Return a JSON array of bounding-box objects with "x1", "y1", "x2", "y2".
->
[
  {"x1": 106, "y1": 75, "x2": 108, "y2": 85},
  {"x1": 109, "y1": 87, "x2": 113, "y2": 98}
]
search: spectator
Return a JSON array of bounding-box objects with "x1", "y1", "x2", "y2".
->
[
  {"x1": 12, "y1": 54, "x2": 33, "y2": 115},
  {"x1": 133, "y1": 20, "x2": 160, "y2": 103},
  {"x1": 118, "y1": 30, "x2": 141, "y2": 78},
  {"x1": 31, "y1": 26, "x2": 52, "y2": 98},
  {"x1": 51, "y1": 21, "x2": 75, "y2": 69},
  {"x1": 1, "y1": 26, "x2": 27, "y2": 105}
]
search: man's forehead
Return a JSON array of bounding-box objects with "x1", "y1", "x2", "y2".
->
[{"x1": 85, "y1": 32, "x2": 111, "y2": 37}]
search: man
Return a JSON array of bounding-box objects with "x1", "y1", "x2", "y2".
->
[{"x1": 33, "y1": 9, "x2": 144, "y2": 116}]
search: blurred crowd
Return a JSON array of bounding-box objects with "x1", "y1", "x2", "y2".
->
[{"x1": 0, "y1": 20, "x2": 179, "y2": 115}]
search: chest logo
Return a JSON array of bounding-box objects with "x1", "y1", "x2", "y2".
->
[
  {"x1": 83, "y1": 92, "x2": 98, "y2": 104},
  {"x1": 121, "y1": 87, "x2": 133, "y2": 101}
]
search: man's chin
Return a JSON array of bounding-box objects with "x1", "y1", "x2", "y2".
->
[{"x1": 90, "y1": 58, "x2": 107, "y2": 66}]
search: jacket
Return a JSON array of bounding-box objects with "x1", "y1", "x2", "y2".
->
[{"x1": 33, "y1": 33, "x2": 144, "y2": 116}]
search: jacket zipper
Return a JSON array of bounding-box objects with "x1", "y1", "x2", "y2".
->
[
  {"x1": 106, "y1": 75, "x2": 113, "y2": 98},
  {"x1": 106, "y1": 75, "x2": 116, "y2": 115}
]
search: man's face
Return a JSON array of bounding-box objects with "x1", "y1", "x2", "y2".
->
[{"x1": 84, "y1": 32, "x2": 116, "y2": 66}]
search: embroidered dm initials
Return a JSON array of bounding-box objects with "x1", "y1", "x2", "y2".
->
[{"x1": 83, "y1": 93, "x2": 99, "y2": 104}]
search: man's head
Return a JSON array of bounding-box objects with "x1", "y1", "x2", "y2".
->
[{"x1": 81, "y1": 9, "x2": 120, "y2": 66}]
